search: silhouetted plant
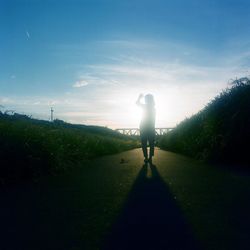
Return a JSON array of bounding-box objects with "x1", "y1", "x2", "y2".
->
[
  {"x1": 230, "y1": 76, "x2": 250, "y2": 87},
  {"x1": 159, "y1": 77, "x2": 250, "y2": 166},
  {"x1": 0, "y1": 114, "x2": 139, "y2": 185}
]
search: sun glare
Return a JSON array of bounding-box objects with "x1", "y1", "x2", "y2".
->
[
  {"x1": 110, "y1": 88, "x2": 180, "y2": 129},
  {"x1": 107, "y1": 82, "x2": 217, "y2": 129}
]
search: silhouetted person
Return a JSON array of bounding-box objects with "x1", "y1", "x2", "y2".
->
[{"x1": 136, "y1": 93, "x2": 156, "y2": 164}]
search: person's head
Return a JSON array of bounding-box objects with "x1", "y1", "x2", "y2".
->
[{"x1": 145, "y1": 94, "x2": 155, "y2": 107}]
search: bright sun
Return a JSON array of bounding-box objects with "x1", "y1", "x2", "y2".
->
[
  {"x1": 109, "y1": 85, "x2": 209, "y2": 129},
  {"x1": 111, "y1": 89, "x2": 178, "y2": 129}
]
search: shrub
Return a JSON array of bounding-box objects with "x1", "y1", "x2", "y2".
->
[{"x1": 159, "y1": 77, "x2": 250, "y2": 166}]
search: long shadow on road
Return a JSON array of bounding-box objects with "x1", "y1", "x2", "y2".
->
[{"x1": 102, "y1": 163, "x2": 201, "y2": 250}]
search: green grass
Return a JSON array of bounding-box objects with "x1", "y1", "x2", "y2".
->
[
  {"x1": 159, "y1": 77, "x2": 250, "y2": 166},
  {"x1": 0, "y1": 113, "x2": 139, "y2": 185}
]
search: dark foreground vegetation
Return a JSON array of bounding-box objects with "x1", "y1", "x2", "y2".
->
[
  {"x1": 0, "y1": 113, "x2": 139, "y2": 185},
  {"x1": 160, "y1": 77, "x2": 250, "y2": 166}
]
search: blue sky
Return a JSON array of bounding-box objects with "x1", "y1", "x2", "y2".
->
[{"x1": 1, "y1": 0, "x2": 250, "y2": 128}]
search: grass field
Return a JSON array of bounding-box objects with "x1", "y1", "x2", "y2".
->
[{"x1": 0, "y1": 113, "x2": 139, "y2": 185}]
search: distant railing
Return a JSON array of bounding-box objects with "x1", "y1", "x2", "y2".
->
[{"x1": 115, "y1": 128, "x2": 174, "y2": 136}]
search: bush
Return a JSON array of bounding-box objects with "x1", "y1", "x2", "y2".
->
[{"x1": 159, "y1": 77, "x2": 250, "y2": 166}]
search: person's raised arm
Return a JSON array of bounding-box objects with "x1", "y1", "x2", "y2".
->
[{"x1": 136, "y1": 93, "x2": 144, "y2": 107}]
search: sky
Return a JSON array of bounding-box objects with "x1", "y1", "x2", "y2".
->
[{"x1": 1, "y1": 0, "x2": 250, "y2": 128}]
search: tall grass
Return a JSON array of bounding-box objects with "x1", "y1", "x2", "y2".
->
[
  {"x1": 159, "y1": 77, "x2": 250, "y2": 166},
  {"x1": 0, "y1": 113, "x2": 139, "y2": 185}
]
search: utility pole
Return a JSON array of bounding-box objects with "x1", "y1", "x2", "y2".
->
[{"x1": 50, "y1": 107, "x2": 54, "y2": 122}]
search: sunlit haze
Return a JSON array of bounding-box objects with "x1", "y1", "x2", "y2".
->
[{"x1": 1, "y1": 0, "x2": 250, "y2": 128}]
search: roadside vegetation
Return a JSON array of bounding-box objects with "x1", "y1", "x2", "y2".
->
[
  {"x1": 159, "y1": 77, "x2": 250, "y2": 166},
  {"x1": 0, "y1": 113, "x2": 139, "y2": 185}
]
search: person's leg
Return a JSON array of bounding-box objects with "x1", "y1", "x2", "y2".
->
[
  {"x1": 148, "y1": 131, "x2": 155, "y2": 163},
  {"x1": 140, "y1": 132, "x2": 148, "y2": 161}
]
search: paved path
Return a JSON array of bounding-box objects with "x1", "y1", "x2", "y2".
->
[{"x1": 1, "y1": 148, "x2": 250, "y2": 250}]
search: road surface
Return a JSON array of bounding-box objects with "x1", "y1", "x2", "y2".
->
[{"x1": 1, "y1": 148, "x2": 250, "y2": 250}]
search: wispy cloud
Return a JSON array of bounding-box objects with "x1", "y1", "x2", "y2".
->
[
  {"x1": 73, "y1": 79, "x2": 89, "y2": 88},
  {"x1": 78, "y1": 59, "x2": 243, "y2": 90},
  {"x1": 0, "y1": 97, "x2": 14, "y2": 104},
  {"x1": 26, "y1": 31, "x2": 30, "y2": 39}
]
